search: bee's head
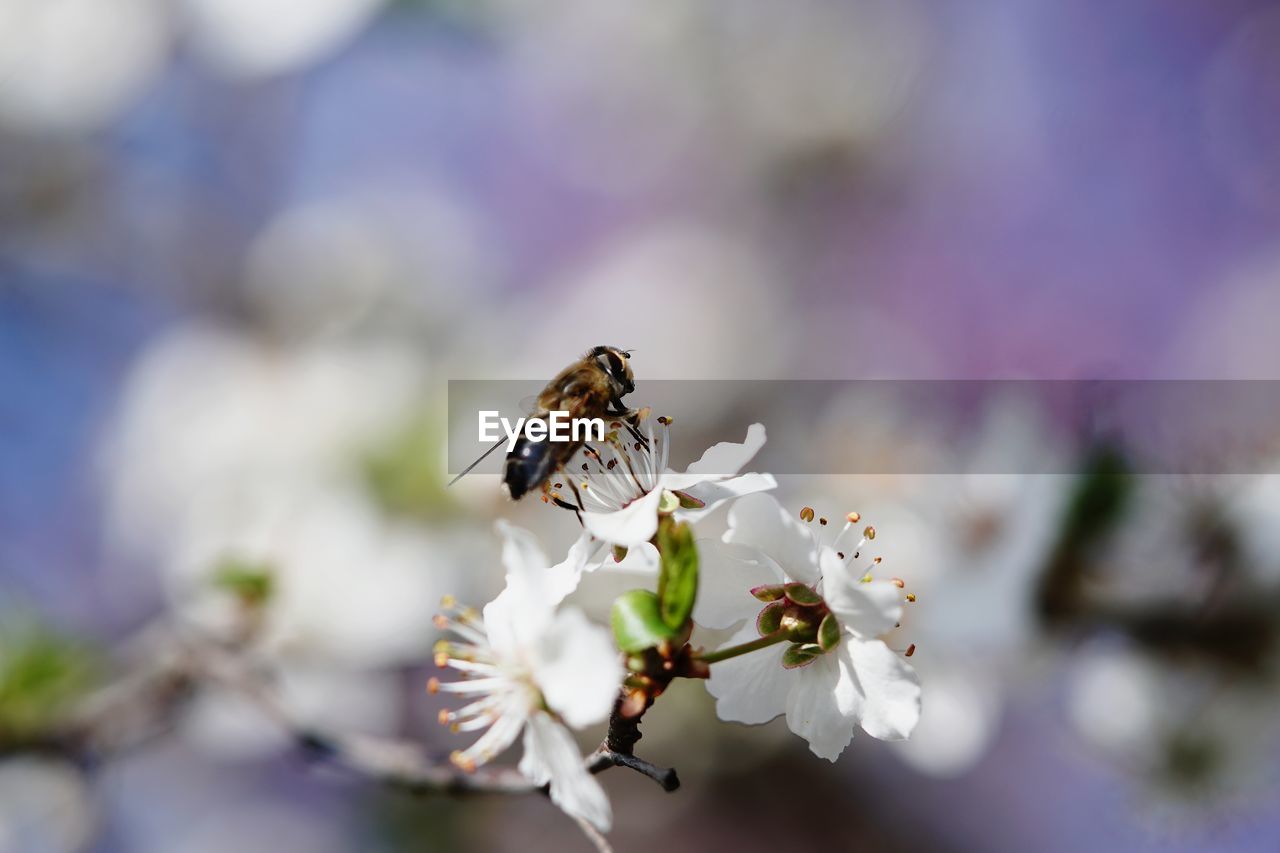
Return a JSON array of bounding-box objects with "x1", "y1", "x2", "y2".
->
[{"x1": 589, "y1": 345, "x2": 634, "y2": 396}]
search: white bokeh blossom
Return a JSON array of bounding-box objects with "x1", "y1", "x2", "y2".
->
[
  {"x1": 0, "y1": 0, "x2": 385, "y2": 134},
  {"x1": 811, "y1": 397, "x2": 1071, "y2": 777},
  {"x1": 100, "y1": 325, "x2": 466, "y2": 754},
  {"x1": 430, "y1": 522, "x2": 621, "y2": 832},
  {"x1": 694, "y1": 493, "x2": 921, "y2": 761}
]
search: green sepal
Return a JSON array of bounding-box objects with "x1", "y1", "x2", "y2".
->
[
  {"x1": 611, "y1": 589, "x2": 676, "y2": 653},
  {"x1": 673, "y1": 490, "x2": 706, "y2": 509},
  {"x1": 818, "y1": 612, "x2": 842, "y2": 652},
  {"x1": 781, "y1": 643, "x2": 823, "y2": 669},
  {"x1": 757, "y1": 600, "x2": 785, "y2": 635},
  {"x1": 656, "y1": 517, "x2": 699, "y2": 632},
  {"x1": 751, "y1": 584, "x2": 787, "y2": 602},
  {"x1": 784, "y1": 583, "x2": 823, "y2": 607}
]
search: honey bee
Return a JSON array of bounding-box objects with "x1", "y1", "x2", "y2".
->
[{"x1": 450, "y1": 345, "x2": 641, "y2": 501}]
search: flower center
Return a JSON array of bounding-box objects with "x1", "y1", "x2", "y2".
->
[
  {"x1": 749, "y1": 582, "x2": 842, "y2": 669},
  {"x1": 553, "y1": 415, "x2": 671, "y2": 514}
]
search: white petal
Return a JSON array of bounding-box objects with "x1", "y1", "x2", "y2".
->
[
  {"x1": 676, "y1": 473, "x2": 778, "y2": 523},
  {"x1": 705, "y1": 623, "x2": 790, "y2": 724},
  {"x1": 610, "y1": 540, "x2": 660, "y2": 574},
  {"x1": 660, "y1": 425, "x2": 769, "y2": 493},
  {"x1": 544, "y1": 532, "x2": 595, "y2": 604},
  {"x1": 581, "y1": 486, "x2": 663, "y2": 548},
  {"x1": 480, "y1": 589, "x2": 528, "y2": 658},
  {"x1": 842, "y1": 638, "x2": 922, "y2": 741},
  {"x1": 488, "y1": 524, "x2": 576, "y2": 651},
  {"x1": 684, "y1": 423, "x2": 767, "y2": 476},
  {"x1": 533, "y1": 608, "x2": 623, "y2": 729},
  {"x1": 693, "y1": 541, "x2": 784, "y2": 630},
  {"x1": 723, "y1": 493, "x2": 819, "y2": 583},
  {"x1": 496, "y1": 520, "x2": 550, "y2": 582},
  {"x1": 786, "y1": 653, "x2": 856, "y2": 762},
  {"x1": 821, "y1": 549, "x2": 903, "y2": 638},
  {"x1": 520, "y1": 711, "x2": 612, "y2": 832}
]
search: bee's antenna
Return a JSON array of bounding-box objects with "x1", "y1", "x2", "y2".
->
[{"x1": 447, "y1": 437, "x2": 506, "y2": 487}]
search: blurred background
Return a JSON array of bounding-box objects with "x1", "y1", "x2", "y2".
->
[{"x1": 5, "y1": 0, "x2": 1280, "y2": 850}]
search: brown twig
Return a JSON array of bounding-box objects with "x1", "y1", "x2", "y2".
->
[
  {"x1": 588, "y1": 690, "x2": 680, "y2": 792},
  {"x1": 0, "y1": 622, "x2": 668, "y2": 853}
]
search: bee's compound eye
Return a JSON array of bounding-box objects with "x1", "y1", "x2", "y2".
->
[{"x1": 607, "y1": 351, "x2": 626, "y2": 379}]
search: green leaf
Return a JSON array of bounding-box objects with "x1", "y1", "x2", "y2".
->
[
  {"x1": 656, "y1": 518, "x2": 699, "y2": 632},
  {"x1": 611, "y1": 590, "x2": 676, "y2": 653},
  {"x1": 781, "y1": 643, "x2": 823, "y2": 669},
  {"x1": 1038, "y1": 442, "x2": 1134, "y2": 622},
  {"x1": 1060, "y1": 443, "x2": 1133, "y2": 547},
  {"x1": 212, "y1": 558, "x2": 275, "y2": 607},
  {"x1": 362, "y1": 408, "x2": 458, "y2": 519},
  {"x1": 0, "y1": 625, "x2": 99, "y2": 737}
]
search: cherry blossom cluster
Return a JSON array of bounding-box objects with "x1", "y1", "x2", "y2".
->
[{"x1": 431, "y1": 420, "x2": 922, "y2": 833}]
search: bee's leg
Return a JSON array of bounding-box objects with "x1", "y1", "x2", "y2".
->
[
  {"x1": 549, "y1": 493, "x2": 582, "y2": 520},
  {"x1": 562, "y1": 475, "x2": 588, "y2": 524},
  {"x1": 624, "y1": 423, "x2": 650, "y2": 452},
  {"x1": 537, "y1": 473, "x2": 573, "y2": 507},
  {"x1": 541, "y1": 467, "x2": 585, "y2": 521},
  {"x1": 608, "y1": 396, "x2": 650, "y2": 451}
]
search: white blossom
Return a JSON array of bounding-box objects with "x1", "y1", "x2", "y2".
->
[
  {"x1": 431, "y1": 523, "x2": 622, "y2": 832},
  {"x1": 562, "y1": 420, "x2": 774, "y2": 574},
  {"x1": 695, "y1": 493, "x2": 920, "y2": 761}
]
